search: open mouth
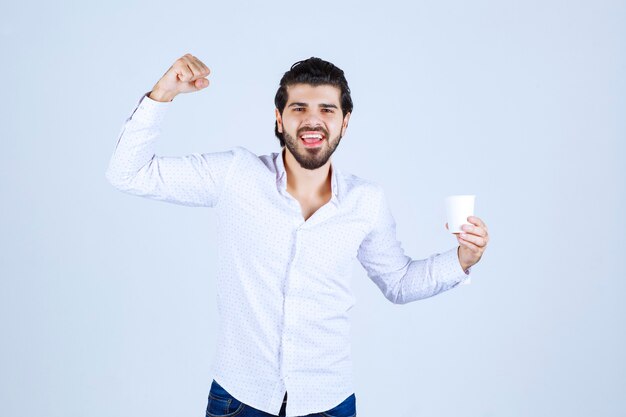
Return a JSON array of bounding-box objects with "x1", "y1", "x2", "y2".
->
[{"x1": 299, "y1": 131, "x2": 325, "y2": 147}]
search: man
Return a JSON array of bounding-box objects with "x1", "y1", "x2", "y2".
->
[{"x1": 105, "y1": 54, "x2": 489, "y2": 417}]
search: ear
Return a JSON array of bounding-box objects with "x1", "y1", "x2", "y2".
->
[
  {"x1": 275, "y1": 108, "x2": 283, "y2": 133},
  {"x1": 341, "y1": 112, "x2": 351, "y2": 136}
]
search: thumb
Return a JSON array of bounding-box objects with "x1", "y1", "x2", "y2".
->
[{"x1": 193, "y1": 78, "x2": 209, "y2": 90}]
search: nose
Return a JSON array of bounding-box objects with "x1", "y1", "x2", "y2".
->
[{"x1": 302, "y1": 113, "x2": 323, "y2": 127}]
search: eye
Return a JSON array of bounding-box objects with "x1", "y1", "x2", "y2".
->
[
  {"x1": 293, "y1": 107, "x2": 305, "y2": 112},
  {"x1": 322, "y1": 109, "x2": 334, "y2": 113}
]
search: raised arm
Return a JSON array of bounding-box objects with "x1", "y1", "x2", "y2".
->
[{"x1": 105, "y1": 54, "x2": 235, "y2": 207}]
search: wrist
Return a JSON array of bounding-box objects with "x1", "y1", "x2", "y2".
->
[
  {"x1": 148, "y1": 88, "x2": 175, "y2": 103},
  {"x1": 457, "y1": 246, "x2": 472, "y2": 272}
]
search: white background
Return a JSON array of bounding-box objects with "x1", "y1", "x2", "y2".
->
[{"x1": 1, "y1": 0, "x2": 625, "y2": 416}]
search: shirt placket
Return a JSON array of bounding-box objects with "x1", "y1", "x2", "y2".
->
[
  {"x1": 280, "y1": 221, "x2": 304, "y2": 386},
  {"x1": 275, "y1": 156, "x2": 339, "y2": 396},
  {"x1": 277, "y1": 175, "x2": 303, "y2": 388}
]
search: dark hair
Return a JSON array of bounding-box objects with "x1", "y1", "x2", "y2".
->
[{"x1": 274, "y1": 57, "x2": 353, "y2": 147}]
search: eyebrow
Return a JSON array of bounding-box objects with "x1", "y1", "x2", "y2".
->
[{"x1": 287, "y1": 102, "x2": 339, "y2": 109}]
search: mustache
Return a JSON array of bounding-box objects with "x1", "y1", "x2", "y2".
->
[{"x1": 297, "y1": 126, "x2": 328, "y2": 137}]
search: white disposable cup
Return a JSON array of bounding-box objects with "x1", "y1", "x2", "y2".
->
[{"x1": 445, "y1": 195, "x2": 475, "y2": 233}]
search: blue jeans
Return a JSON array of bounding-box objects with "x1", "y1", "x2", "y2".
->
[{"x1": 205, "y1": 379, "x2": 356, "y2": 417}]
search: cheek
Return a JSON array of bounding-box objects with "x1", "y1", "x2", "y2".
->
[
  {"x1": 282, "y1": 118, "x2": 300, "y2": 130},
  {"x1": 331, "y1": 120, "x2": 344, "y2": 133}
]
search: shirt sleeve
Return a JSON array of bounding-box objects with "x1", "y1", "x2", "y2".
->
[
  {"x1": 105, "y1": 91, "x2": 236, "y2": 208},
  {"x1": 356, "y1": 186, "x2": 471, "y2": 304}
]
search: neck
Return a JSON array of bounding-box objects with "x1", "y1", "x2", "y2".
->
[{"x1": 283, "y1": 148, "x2": 332, "y2": 199}]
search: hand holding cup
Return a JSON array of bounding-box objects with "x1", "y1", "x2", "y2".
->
[
  {"x1": 444, "y1": 195, "x2": 489, "y2": 275},
  {"x1": 445, "y1": 215, "x2": 489, "y2": 272}
]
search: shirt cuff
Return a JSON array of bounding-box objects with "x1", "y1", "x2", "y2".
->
[
  {"x1": 434, "y1": 246, "x2": 472, "y2": 286},
  {"x1": 128, "y1": 90, "x2": 171, "y2": 125}
]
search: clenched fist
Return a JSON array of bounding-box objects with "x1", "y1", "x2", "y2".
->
[{"x1": 149, "y1": 53, "x2": 211, "y2": 102}]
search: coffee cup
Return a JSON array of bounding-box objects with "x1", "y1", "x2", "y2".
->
[{"x1": 445, "y1": 195, "x2": 475, "y2": 234}]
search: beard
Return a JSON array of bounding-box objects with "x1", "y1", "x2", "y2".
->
[{"x1": 283, "y1": 127, "x2": 343, "y2": 170}]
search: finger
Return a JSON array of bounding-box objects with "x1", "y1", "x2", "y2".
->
[
  {"x1": 181, "y1": 55, "x2": 200, "y2": 81},
  {"x1": 189, "y1": 61, "x2": 206, "y2": 79},
  {"x1": 468, "y1": 216, "x2": 488, "y2": 232},
  {"x1": 458, "y1": 235, "x2": 481, "y2": 253},
  {"x1": 194, "y1": 78, "x2": 209, "y2": 89},
  {"x1": 172, "y1": 57, "x2": 193, "y2": 81},
  {"x1": 174, "y1": 59, "x2": 194, "y2": 82},
  {"x1": 459, "y1": 232, "x2": 487, "y2": 248},
  {"x1": 181, "y1": 54, "x2": 205, "y2": 80},
  {"x1": 186, "y1": 54, "x2": 211, "y2": 77},
  {"x1": 467, "y1": 216, "x2": 482, "y2": 226},
  {"x1": 194, "y1": 58, "x2": 211, "y2": 75},
  {"x1": 461, "y1": 224, "x2": 487, "y2": 238}
]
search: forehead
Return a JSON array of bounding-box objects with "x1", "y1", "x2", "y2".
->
[{"x1": 285, "y1": 83, "x2": 341, "y2": 104}]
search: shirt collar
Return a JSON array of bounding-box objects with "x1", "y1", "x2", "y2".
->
[{"x1": 275, "y1": 148, "x2": 342, "y2": 205}]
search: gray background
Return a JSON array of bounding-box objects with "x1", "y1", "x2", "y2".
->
[{"x1": 1, "y1": 0, "x2": 625, "y2": 416}]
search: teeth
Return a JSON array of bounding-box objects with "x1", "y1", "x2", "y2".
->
[{"x1": 301, "y1": 134, "x2": 322, "y2": 139}]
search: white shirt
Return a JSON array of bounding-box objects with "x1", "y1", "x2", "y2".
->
[{"x1": 105, "y1": 91, "x2": 472, "y2": 417}]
